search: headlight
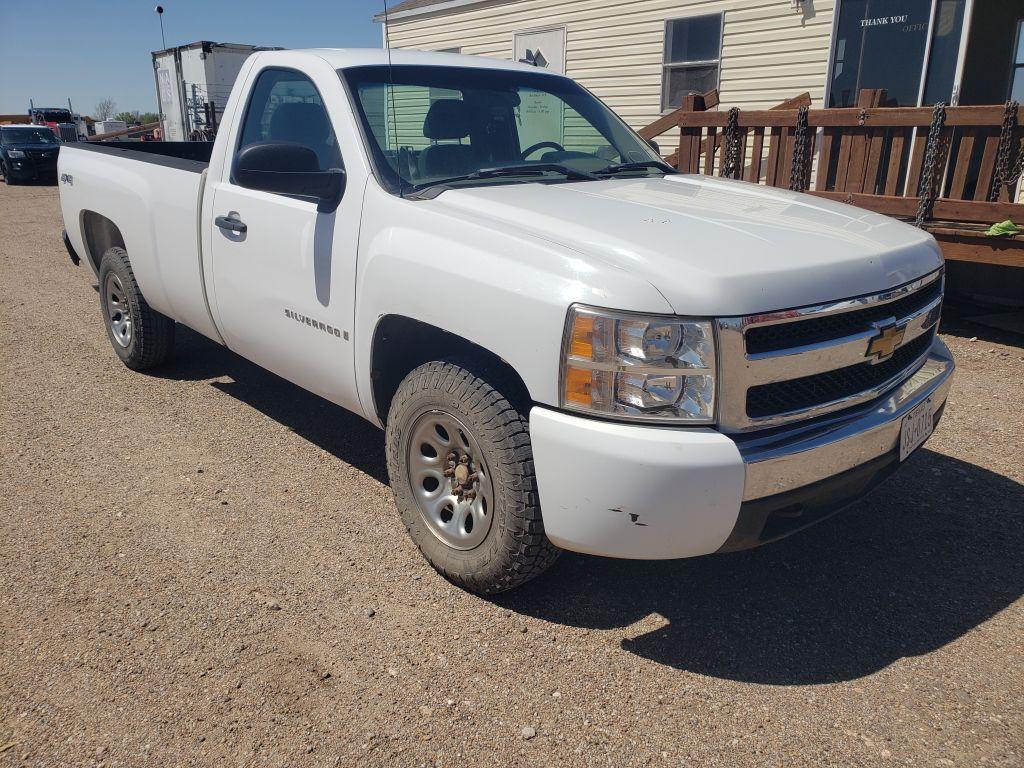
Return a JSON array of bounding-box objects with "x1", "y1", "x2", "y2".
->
[
  {"x1": 560, "y1": 305, "x2": 716, "y2": 423},
  {"x1": 7, "y1": 150, "x2": 25, "y2": 158}
]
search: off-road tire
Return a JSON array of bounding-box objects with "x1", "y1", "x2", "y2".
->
[
  {"x1": 385, "y1": 360, "x2": 560, "y2": 594},
  {"x1": 98, "y1": 247, "x2": 175, "y2": 370}
]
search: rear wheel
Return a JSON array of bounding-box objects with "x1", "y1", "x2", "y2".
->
[
  {"x1": 98, "y1": 247, "x2": 175, "y2": 370},
  {"x1": 385, "y1": 360, "x2": 560, "y2": 594}
]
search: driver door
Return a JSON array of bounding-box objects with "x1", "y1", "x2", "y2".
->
[{"x1": 207, "y1": 66, "x2": 359, "y2": 409}]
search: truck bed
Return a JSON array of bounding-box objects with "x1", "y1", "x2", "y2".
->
[
  {"x1": 70, "y1": 141, "x2": 213, "y2": 171},
  {"x1": 59, "y1": 139, "x2": 222, "y2": 344}
]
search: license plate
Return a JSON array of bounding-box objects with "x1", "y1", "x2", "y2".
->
[{"x1": 899, "y1": 396, "x2": 934, "y2": 461}]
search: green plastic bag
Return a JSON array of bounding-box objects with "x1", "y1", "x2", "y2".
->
[{"x1": 984, "y1": 219, "x2": 1022, "y2": 237}]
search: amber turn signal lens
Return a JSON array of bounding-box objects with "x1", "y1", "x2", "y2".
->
[
  {"x1": 569, "y1": 314, "x2": 595, "y2": 359},
  {"x1": 564, "y1": 365, "x2": 593, "y2": 405}
]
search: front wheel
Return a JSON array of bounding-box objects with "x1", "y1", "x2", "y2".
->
[{"x1": 385, "y1": 360, "x2": 560, "y2": 594}]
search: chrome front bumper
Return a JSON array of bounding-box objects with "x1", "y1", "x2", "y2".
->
[
  {"x1": 737, "y1": 337, "x2": 955, "y2": 502},
  {"x1": 529, "y1": 337, "x2": 953, "y2": 561}
]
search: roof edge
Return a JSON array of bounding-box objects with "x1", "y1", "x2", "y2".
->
[
  {"x1": 150, "y1": 41, "x2": 282, "y2": 58},
  {"x1": 374, "y1": 0, "x2": 509, "y2": 23}
]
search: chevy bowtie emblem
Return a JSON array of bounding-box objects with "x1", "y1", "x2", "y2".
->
[{"x1": 866, "y1": 322, "x2": 906, "y2": 361}]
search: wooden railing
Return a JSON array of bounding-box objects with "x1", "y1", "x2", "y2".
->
[{"x1": 640, "y1": 89, "x2": 1024, "y2": 268}]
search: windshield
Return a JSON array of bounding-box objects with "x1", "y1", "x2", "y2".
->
[
  {"x1": 40, "y1": 110, "x2": 72, "y2": 123},
  {"x1": 341, "y1": 64, "x2": 663, "y2": 196},
  {"x1": 1, "y1": 127, "x2": 59, "y2": 145}
]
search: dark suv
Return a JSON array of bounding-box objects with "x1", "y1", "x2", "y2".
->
[{"x1": 0, "y1": 125, "x2": 61, "y2": 184}]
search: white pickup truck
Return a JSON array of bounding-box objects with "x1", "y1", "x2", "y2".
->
[{"x1": 59, "y1": 49, "x2": 954, "y2": 594}]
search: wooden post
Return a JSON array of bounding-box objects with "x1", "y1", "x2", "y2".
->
[
  {"x1": 836, "y1": 89, "x2": 887, "y2": 193},
  {"x1": 676, "y1": 93, "x2": 706, "y2": 173},
  {"x1": 857, "y1": 89, "x2": 887, "y2": 108}
]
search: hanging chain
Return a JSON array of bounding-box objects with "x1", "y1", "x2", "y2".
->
[
  {"x1": 789, "y1": 105, "x2": 811, "y2": 192},
  {"x1": 915, "y1": 103, "x2": 947, "y2": 228},
  {"x1": 720, "y1": 107, "x2": 742, "y2": 179},
  {"x1": 990, "y1": 101, "x2": 1023, "y2": 202}
]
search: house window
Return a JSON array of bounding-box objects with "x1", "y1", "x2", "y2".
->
[
  {"x1": 661, "y1": 14, "x2": 723, "y2": 110},
  {"x1": 1012, "y1": 20, "x2": 1024, "y2": 102}
]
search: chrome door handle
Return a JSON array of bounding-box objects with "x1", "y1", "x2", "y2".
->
[{"x1": 215, "y1": 214, "x2": 247, "y2": 233}]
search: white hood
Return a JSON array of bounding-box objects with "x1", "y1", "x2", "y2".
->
[{"x1": 432, "y1": 175, "x2": 943, "y2": 316}]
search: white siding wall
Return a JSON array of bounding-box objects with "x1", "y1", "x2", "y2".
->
[{"x1": 384, "y1": 0, "x2": 837, "y2": 140}]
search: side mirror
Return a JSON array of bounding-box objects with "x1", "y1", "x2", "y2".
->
[
  {"x1": 646, "y1": 138, "x2": 660, "y2": 155},
  {"x1": 234, "y1": 141, "x2": 346, "y2": 213}
]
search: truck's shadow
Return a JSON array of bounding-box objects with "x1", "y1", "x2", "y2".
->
[
  {"x1": 500, "y1": 451, "x2": 1024, "y2": 685},
  {"x1": 159, "y1": 327, "x2": 1023, "y2": 686},
  {"x1": 152, "y1": 326, "x2": 388, "y2": 484}
]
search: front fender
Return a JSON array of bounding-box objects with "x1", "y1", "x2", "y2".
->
[{"x1": 353, "y1": 183, "x2": 672, "y2": 424}]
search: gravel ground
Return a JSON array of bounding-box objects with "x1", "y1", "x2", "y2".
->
[{"x1": 1, "y1": 182, "x2": 1022, "y2": 768}]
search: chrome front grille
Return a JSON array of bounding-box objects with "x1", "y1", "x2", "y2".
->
[
  {"x1": 744, "y1": 277, "x2": 943, "y2": 354},
  {"x1": 716, "y1": 269, "x2": 943, "y2": 433},
  {"x1": 56, "y1": 124, "x2": 78, "y2": 142},
  {"x1": 26, "y1": 148, "x2": 59, "y2": 161}
]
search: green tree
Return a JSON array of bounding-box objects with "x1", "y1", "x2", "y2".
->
[{"x1": 114, "y1": 110, "x2": 141, "y2": 124}]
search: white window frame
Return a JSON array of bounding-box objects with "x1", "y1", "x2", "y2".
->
[
  {"x1": 1010, "y1": 18, "x2": 1024, "y2": 101},
  {"x1": 661, "y1": 12, "x2": 724, "y2": 112}
]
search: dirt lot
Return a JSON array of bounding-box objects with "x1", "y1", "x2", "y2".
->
[{"x1": 1, "y1": 182, "x2": 1022, "y2": 768}]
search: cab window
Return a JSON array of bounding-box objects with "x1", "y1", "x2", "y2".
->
[
  {"x1": 238, "y1": 68, "x2": 342, "y2": 172},
  {"x1": 343, "y1": 64, "x2": 659, "y2": 195}
]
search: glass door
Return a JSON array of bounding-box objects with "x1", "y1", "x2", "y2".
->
[{"x1": 828, "y1": 0, "x2": 971, "y2": 107}]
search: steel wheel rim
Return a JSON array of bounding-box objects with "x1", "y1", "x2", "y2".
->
[
  {"x1": 406, "y1": 409, "x2": 495, "y2": 551},
  {"x1": 104, "y1": 272, "x2": 132, "y2": 348}
]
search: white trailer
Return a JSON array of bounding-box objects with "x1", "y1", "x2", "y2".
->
[
  {"x1": 152, "y1": 41, "x2": 280, "y2": 142},
  {"x1": 92, "y1": 120, "x2": 128, "y2": 137}
]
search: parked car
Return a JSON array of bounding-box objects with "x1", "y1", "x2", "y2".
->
[
  {"x1": 1, "y1": 125, "x2": 61, "y2": 184},
  {"x1": 57, "y1": 49, "x2": 954, "y2": 594}
]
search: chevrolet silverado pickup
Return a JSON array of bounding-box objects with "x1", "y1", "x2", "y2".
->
[{"x1": 58, "y1": 49, "x2": 954, "y2": 594}]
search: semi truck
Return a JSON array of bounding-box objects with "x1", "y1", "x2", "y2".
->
[{"x1": 28, "y1": 101, "x2": 86, "y2": 141}]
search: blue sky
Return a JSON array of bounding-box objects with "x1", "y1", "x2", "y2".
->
[{"x1": 0, "y1": 0, "x2": 385, "y2": 115}]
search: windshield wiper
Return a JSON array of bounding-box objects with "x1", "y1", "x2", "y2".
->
[
  {"x1": 594, "y1": 160, "x2": 677, "y2": 176},
  {"x1": 411, "y1": 163, "x2": 598, "y2": 194}
]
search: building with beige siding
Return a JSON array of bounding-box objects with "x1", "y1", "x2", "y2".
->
[
  {"x1": 376, "y1": 0, "x2": 1023, "y2": 134},
  {"x1": 370, "y1": 1, "x2": 1024, "y2": 306}
]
